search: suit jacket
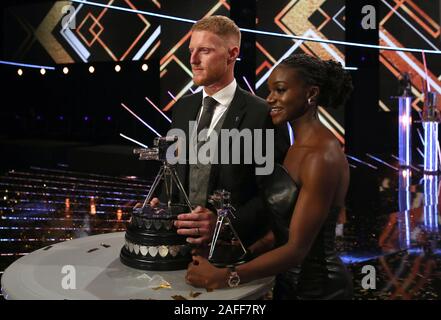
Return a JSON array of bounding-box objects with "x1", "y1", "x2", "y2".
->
[{"x1": 164, "y1": 86, "x2": 290, "y2": 247}]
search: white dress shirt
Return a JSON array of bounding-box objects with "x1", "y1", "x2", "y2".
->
[{"x1": 198, "y1": 79, "x2": 237, "y2": 137}]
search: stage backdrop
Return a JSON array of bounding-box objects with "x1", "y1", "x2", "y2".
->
[
  {"x1": 2, "y1": 0, "x2": 440, "y2": 144},
  {"x1": 378, "y1": 0, "x2": 441, "y2": 113},
  {"x1": 255, "y1": 0, "x2": 346, "y2": 144},
  {"x1": 2, "y1": 0, "x2": 161, "y2": 63}
]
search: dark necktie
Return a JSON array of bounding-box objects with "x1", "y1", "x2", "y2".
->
[{"x1": 197, "y1": 96, "x2": 218, "y2": 139}]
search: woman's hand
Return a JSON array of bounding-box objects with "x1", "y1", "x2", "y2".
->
[{"x1": 186, "y1": 256, "x2": 228, "y2": 289}]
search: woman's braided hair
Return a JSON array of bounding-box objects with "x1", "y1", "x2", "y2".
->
[{"x1": 280, "y1": 54, "x2": 353, "y2": 109}]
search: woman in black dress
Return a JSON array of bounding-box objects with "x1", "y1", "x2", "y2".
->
[{"x1": 186, "y1": 53, "x2": 354, "y2": 299}]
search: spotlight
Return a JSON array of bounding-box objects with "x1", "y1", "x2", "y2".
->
[
  {"x1": 115, "y1": 64, "x2": 121, "y2": 72},
  {"x1": 40, "y1": 68, "x2": 46, "y2": 75},
  {"x1": 141, "y1": 64, "x2": 148, "y2": 71},
  {"x1": 63, "y1": 67, "x2": 69, "y2": 74},
  {"x1": 17, "y1": 69, "x2": 23, "y2": 76},
  {"x1": 89, "y1": 66, "x2": 95, "y2": 73}
]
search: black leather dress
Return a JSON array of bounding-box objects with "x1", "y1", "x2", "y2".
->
[{"x1": 262, "y1": 163, "x2": 353, "y2": 300}]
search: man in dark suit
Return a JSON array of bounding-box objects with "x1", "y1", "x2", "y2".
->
[{"x1": 153, "y1": 15, "x2": 289, "y2": 249}]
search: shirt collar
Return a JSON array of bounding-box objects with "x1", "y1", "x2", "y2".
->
[{"x1": 202, "y1": 79, "x2": 237, "y2": 107}]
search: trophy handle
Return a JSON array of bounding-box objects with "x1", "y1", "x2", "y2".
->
[
  {"x1": 224, "y1": 215, "x2": 247, "y2": 254},
  {"x1": 169, "y1": 166, "x2": 193, "y2": 212},
  {"x1": 208, "y1": 214, "x2": 225, "y2": 260},
  {"x1": 163, "y1": 163, "x2": 173, "y2": 207},
  {"x1": 142, "y1": 166, "x2": 165, "y2": 208}
]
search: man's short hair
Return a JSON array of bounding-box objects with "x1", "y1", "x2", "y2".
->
[{"x1": 191, "y1": 15, "x2": 241, "y2": 47}]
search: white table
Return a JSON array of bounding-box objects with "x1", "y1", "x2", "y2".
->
[{"x1": 1, "y1": 232, "x2": 274, "y2": 300}]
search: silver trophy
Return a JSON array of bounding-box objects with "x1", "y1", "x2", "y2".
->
[
  {"x1": 207, "y1": 190, "x2": 249, "y2": 267},
  {"x1": 120, "y1": 136, "x2": 193, "y2": 271},
  {"x1": 134, "y1": 136, "x2": 192, "y2": 214}
]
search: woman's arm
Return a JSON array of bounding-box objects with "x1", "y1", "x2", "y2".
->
[
  {"x1": 236, "y1": 151, "x2": 341, "y2": 283},
  {"x1": 186, "y1": 150, "x2": 342, "y2": 288},
  {"x1": 247, "y1": 230, "x2": 275, "y2": 257}
]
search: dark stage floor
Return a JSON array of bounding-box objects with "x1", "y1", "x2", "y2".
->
[{"x1": 0, "y1": 156, "x2": 440, "y2": 300}]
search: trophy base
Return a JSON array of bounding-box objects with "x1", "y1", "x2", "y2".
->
[
  {"x1": 133, "y1": 203, "x2": 191, "y2": 218},
  {"x1": 208, "y1": 244, "x2": 252, "y2": 268},
  {"x1": 120, "y1": 246, "x2": 191, "y2": 271},
  {"x1": 120, "y1": 203, "x2": 192, "y2": 271}
]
